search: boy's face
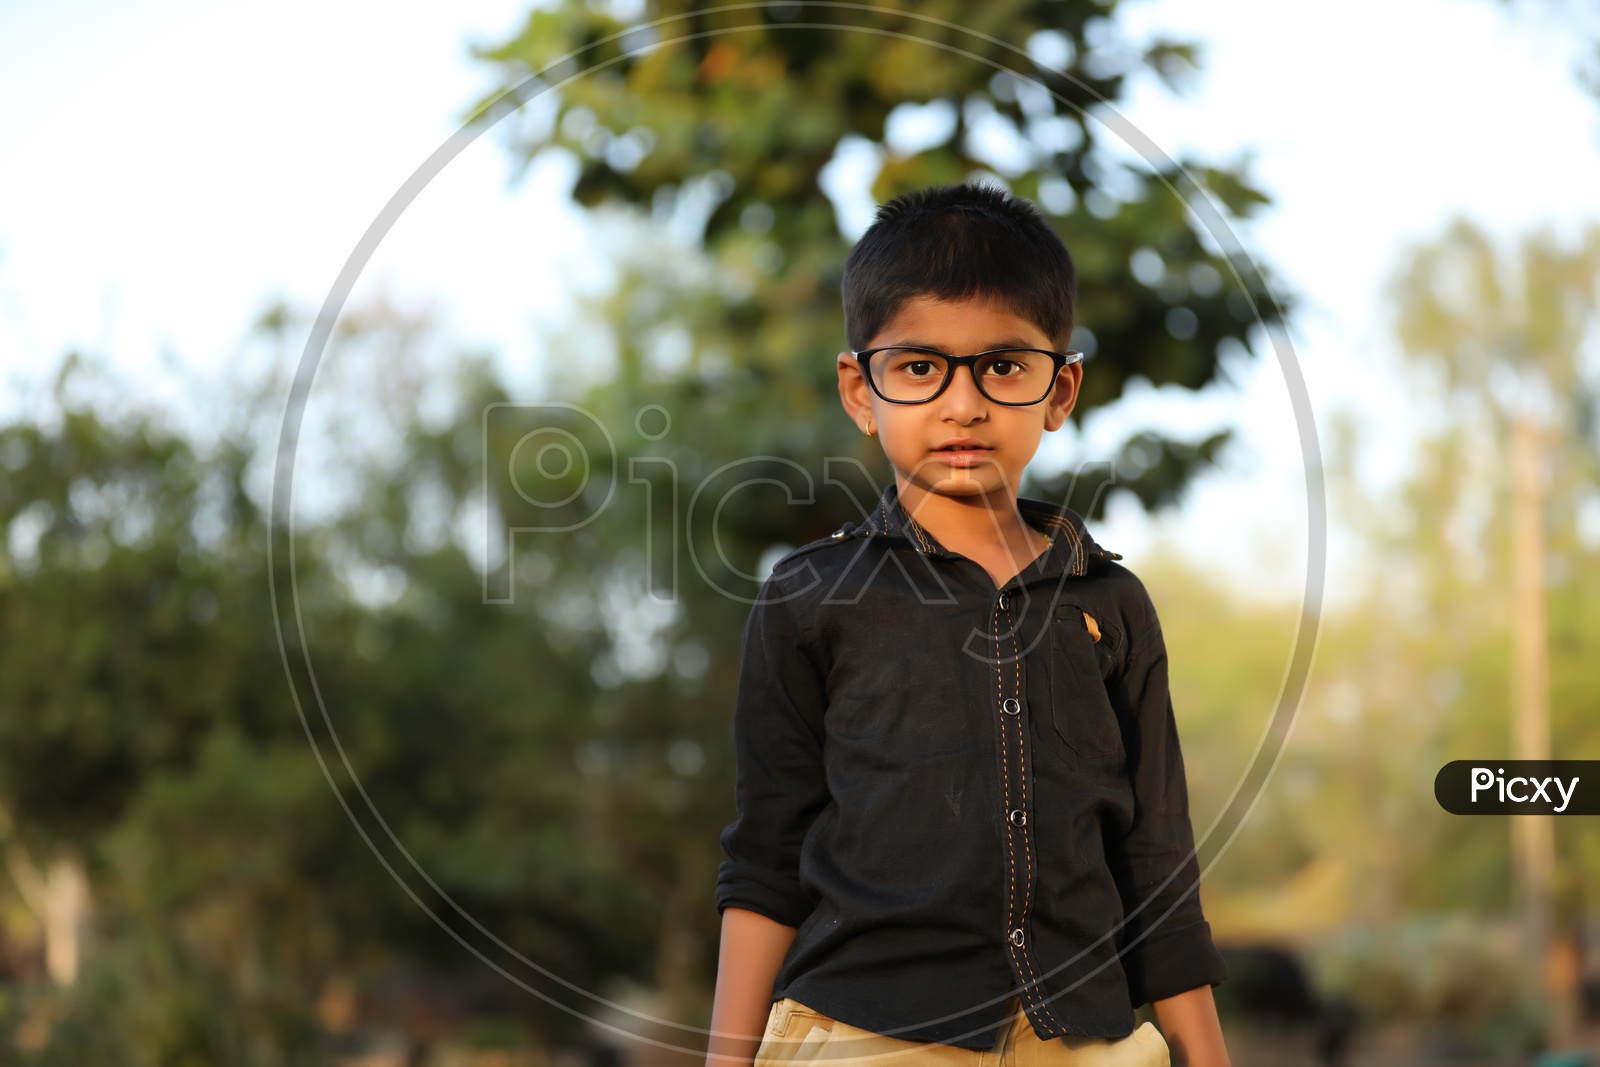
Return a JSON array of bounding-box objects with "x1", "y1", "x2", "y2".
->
[{"x1": 837, "y1": 293, "x2": 1081, "y2": 505}]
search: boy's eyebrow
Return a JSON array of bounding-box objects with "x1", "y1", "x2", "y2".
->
[{"x1": 891, "y1": 335, "x2": 1049, "y2": 351}]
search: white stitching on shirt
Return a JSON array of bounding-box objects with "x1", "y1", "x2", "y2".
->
[
  {"x1": 1013, "y1": 621, "x2": 1047, "y2": 1024},
  {"x1": 1034, "y1": 512, "x2": 1089, "y2": 578},
  {"x1": 1008, "y1": 607, "x2": 1066, "y2": 1032},
  {"x1": 994, "y1": 602, "x2": 1067, "y2": 1034}
]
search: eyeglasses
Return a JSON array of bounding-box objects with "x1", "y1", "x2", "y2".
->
[{"x1": 852, "y1": 345, "x2": 1083, "y2": 406}]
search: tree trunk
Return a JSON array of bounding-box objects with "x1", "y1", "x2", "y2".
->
[
  {"x1": 5, "y1": 843, "x2": 90, "y2": 987},
  {"x1": 1508, "y1": 413, "x2": 1556, "y2": 1013}
]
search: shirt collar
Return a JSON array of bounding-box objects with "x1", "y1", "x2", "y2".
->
[{"x1": 853, "y1": 481, "x2": 1120, "y2": 579}]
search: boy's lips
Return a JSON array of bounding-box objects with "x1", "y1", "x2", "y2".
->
[{"x1": 931, "y1": 439, "x2": 993, "y2": 467}]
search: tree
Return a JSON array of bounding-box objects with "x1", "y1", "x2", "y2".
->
[
  {"x1": 0, "y1": 353, "x2": 349, "y2": 1062},
  {"x1": 1387, "y1": 215, "x2": 1600, "y2": 1044},
  {"x1": 467, "y1": 0, "x2": 1288, "y2": 515},
  {"x1": 0, "y1": 312, "x2": 680, "y2": 1059}
]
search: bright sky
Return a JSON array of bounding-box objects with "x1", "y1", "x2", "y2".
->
[{"x1": 2, "y1": 0, "x2": 1597, "y2": 610}]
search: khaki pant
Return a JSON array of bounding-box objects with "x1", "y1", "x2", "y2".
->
[{"x1": 754, "y1": 996, "x2": 1170, "y2": 1066}]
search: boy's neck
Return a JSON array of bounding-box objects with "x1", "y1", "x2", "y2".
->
[{"x1": 893, "y1": 475, "x2": 1046, "y2": 559}]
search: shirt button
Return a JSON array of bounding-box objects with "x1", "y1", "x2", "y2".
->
[
  {"x1": 1001, "y1": 698, "x2": 1021, "y2": 716},
  {"x1": 997, "y1": 593, "x2": 1010, "y2": 610},
  {"x1": 1009, "y1": 809, "x2": 1027, "y2": 826},
  {"x1": 1009, "y1": 928, "x2": 1025, "y2": 947}
]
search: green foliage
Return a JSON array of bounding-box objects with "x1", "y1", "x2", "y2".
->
[
  {"x1": 5, "y1": 284, "x2": 1600, "y2": 1054},
  {"x1": 1311, "y1": 915, "x2": 1548, "y2": 1057},
  {"x1": 467, "y1": 0, "x2": 1289, "y2": 511},
  {"x1": 16, "y1": 5, "x2": 1600, "y2": 1059},
  {"x1": 0, "y1": 305, "x2": 788, "y2": 1054},
  {"x1": 0, "y1": 357, "x2": 340, "y2": 1062},
  {"x1": 1390, "y1": 217, "x2": 1600, "y2": 426}
]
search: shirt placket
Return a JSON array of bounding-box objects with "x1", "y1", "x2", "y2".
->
[{"x1": 991, "y1": 588, "x2": 1063, "y2": 1034}]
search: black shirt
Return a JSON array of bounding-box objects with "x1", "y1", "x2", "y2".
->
[{"x1": 715, "y1": 482, "x2": 1229, "y2": 1049}]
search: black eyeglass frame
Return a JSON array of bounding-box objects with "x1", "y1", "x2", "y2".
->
[{"x1": 851, "y1": 345, "x2": 1084, "y2": 406}]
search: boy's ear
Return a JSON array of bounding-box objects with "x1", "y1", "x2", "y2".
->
[
  {"x1": 837, "y1": 350, "x2": 873, "y2": 425},
  {"x1": 1043, "y1": 363, "x2": 1082, "y2": 432}
]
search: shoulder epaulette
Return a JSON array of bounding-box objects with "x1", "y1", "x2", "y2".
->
[{"x1": 769, "y1": 522, "x2": 861, "y2": 573}]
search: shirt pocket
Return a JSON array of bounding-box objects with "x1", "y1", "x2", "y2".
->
[{"x1": 1046, "y1": 602, "x2": 1126, "y2": 761}]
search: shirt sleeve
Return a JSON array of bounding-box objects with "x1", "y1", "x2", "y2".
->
[
  {"x1": 1105, "y1": 577, "x2": 1230, "y2": 1006},
  {"x1": 715, "y1": 565, "x2": 831, "y2": 929}
]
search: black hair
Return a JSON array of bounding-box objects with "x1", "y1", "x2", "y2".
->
[{"x1": 840, "y1": 180, "x2": 1078, "y2": 352}]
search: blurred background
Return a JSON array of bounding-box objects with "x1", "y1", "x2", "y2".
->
[{"x1": 2, "y1": 0, "x2": 1600, "y2": 1063}]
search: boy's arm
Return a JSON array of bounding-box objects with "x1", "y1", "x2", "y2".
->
[
  {"x1": 1102, "y1": 578, "x2": 1230, "y2": 1040},
  {"x1": 709, "y1": 567, "x2": 831, "y2": 1064},
  {"x1": 705, "y1": 908, "x2": 799, "y2": 1066},
  {"x1": 1152, "y1": 984, "x2": 1231, "y2": 1067}
]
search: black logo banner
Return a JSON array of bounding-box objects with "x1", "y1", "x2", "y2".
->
[{"x1": 1435, "y1": 760, "x2": 1600, "y2": 815}]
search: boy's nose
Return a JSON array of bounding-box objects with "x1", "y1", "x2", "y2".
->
[{"x1": 939, "y1": 363, "x2": 989, "y2": 417}]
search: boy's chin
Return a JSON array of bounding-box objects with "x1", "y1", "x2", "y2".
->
[{"x1": 904, "y1": 469, "x2": 1012, "y2": 497}]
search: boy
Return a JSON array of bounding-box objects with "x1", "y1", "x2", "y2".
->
[{"x1": 706, "y1": 183, "x2": 1231, "y2": 1066}]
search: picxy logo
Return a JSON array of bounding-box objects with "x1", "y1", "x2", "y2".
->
[{"x1": 1435, "y1": 760, "x2": 1596, "y2": 815}]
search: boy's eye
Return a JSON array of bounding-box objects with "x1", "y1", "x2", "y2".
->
[{"x1": 882, "y1": 351, "x2": 944, "y2": 378}]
